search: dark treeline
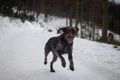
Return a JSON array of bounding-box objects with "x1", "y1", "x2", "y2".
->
[
  {"x1": 0, "y1": 0, "x2": 103, "y2": 25},
  {"x1": 0, "y1": 0, "x2": 120, "y2": 43},
  {"x1": 0, "y1": 0, "x2": 119, "y2": 25},
  {"x1": 109, "y1": 2, "x2": 120, "y2": 35},
  {"x1": 0, "y1": 0, "x2": 104, "y2": 25}
]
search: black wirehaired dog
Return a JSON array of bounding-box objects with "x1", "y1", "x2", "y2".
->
[{"x1": 44, "y1": 27, "x2": 79, "y2": 72}]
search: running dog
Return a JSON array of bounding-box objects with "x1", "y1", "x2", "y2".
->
[{"x1": 44, "y1": 27, "x2": 79, "y2": 72}]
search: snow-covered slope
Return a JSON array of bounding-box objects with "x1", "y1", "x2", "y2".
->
[{"x1": 0, "y1": 16, "x2": 120, "y2": 80}]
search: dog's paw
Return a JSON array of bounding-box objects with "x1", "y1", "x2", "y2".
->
[
  {"x1": 69, "y1": 65, "x2": 74, "y2": 71},
  {"x1": 62, "y1": 62, "x2": 66, "y2": 68},
  {"x1": 44, "y1": 61, "x2": 47, "y2": 65},
  {"x1": 50, "y1": 69, "x2": 55, "y2": 72}
]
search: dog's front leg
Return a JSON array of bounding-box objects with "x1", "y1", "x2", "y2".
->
[
  {"x1": 68, "y1": 53, "x2": 74, "y2": 71},
  {"x1": 57, "y1": 52, "x2": 66, "y2": 68},
  {"x1": 68, "y1": 47, "x2": 74, "y2": 71}
]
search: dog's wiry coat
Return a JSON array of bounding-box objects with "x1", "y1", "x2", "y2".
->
[{"x1": 44, "y1": 27, "x2": 79, "y2": 72}]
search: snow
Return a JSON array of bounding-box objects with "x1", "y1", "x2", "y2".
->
[
  {"x1": 114, "y1": 0, "x2": 120, "y2": 4},
  {"x1": 109, "y1": 0, "x2": 120, "y2": 4},
  {"x1": 0, "y1": 16, "x2": 120, "y2": 80}
]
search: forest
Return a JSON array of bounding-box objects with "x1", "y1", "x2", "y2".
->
[{"x1": 0, "y1": 0, "x2": 120, "y2": 44}]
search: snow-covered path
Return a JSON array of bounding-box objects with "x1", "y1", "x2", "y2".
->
[{"x1": 0, "y1": 27, "x2": 120, "y2": 80}]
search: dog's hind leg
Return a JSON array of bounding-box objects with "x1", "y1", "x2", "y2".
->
[
  {"x1": 50, "y1": 51, "x2": 58, "y2": 72},
  {"x1": 44, "y1": 46, "x2": 51, "y2": 65}
]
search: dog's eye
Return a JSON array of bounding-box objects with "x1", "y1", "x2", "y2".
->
[{"x1": 65, "y1": 29, "x2": 70, "y2": 34}]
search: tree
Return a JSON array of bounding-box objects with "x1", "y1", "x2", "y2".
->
[
  {"x1": 101, "y1": 0, "x2": 109, "y2": 42},
  {"x1": 36, "y1": 0, "x2": 41, "y2": 20},
  {"x1": 75, "y1": 0, "x2": 79, "y2": 28}
]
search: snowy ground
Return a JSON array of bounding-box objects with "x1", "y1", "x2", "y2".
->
[{"x1": 0, "y1": 16, "x2": 120, "y2": 80}]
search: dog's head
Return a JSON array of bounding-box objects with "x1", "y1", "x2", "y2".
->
[{"x1": 57, "y1": 27, "x2": 79, "y2": 44}]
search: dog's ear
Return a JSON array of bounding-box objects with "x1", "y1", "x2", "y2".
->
[
  {"x1": 57, "y1": 27, "x2": 67, "y2": 34},
  {"x1": 74, "y1": 27, "x2": 79, "y2": 33}
]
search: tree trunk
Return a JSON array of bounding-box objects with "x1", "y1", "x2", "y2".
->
[
  {"x1": 101, "y1": 0, "x2": 109, "y2": 42},
  {"x1": 36, "y1": 0, "x2": 40, "y2": 21},
  {"x1": 69, "y1": 16, "x2": 72, "y2": 27},
  {"x1": 75, "y1": 0, "x2": 79, "y2": 28},
  {"x1": 69, "y1": 5, "x2": 74, "y2": 27},
  {"x1": 80, "y1": 4, "x2": 84, "y2": 38},
  {"x1": 44, "y1": 0, "x2": 48, "y2": 22},
  {"x1": 66, "y1": 16, "x2": 68, "y2": 26}
]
